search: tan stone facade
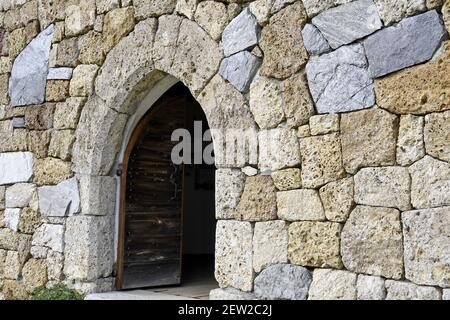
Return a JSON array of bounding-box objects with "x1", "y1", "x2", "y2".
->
[{"x1": 0, "y1": 0, "x2": 449, "y2": 300}]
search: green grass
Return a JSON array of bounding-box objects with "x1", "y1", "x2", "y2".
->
[{"x1": 31, "y1": 284, "x2": 85, "y2": 300}]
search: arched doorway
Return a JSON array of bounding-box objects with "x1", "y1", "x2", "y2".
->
[{"x1": 115, "y1": 83, "x2": 216, "y2": 293}]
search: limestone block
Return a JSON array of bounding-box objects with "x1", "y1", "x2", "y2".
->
[
  {"x1": 22, "y1": 258, "x2": 47, "y2": 293},
  {"x1": 47, "y1": 250, "x2": 64, "y2": 281},
  {"x1": 254, "y1": 264, "x2": 312, "y2": 300},
  {"x1": 374, "y1": 0, "x2": 427, "y2": 25},
  {"x1": 133, "y1": 0, "x2": 176, "y2": 19},
  {"x1": 0, "y1": 228, "x2": 19, "y2": 251},
  {"x1": 47, "y1": 68, "x2": 73, "y2": 80},
  {"x1": 54, "y1": 97, "x2": 86, "y2": 130},
  {"x1": 302, "y1": 0, "x2": 353, "y2": 17},
  {"x1": 219, "y1": 51, "x2": 261, "y2": 93},
  {"x1": 259, "y1": 2, "x2": 308, "y2": 79},
  {"x1": 271, "y1": 168, "x2": 301, "y2": 191},
  {"x1": 18, "y1": 207, "x2": 41, "y2": 235},
  {"x1": 45, "y1": 80, "x2": 70, "y2": 102},
  {"x1": 222, "y1": 8, "x2": 260, "y2": 56},
  {"x1": 277, "y1": 189, "x2": 325, "y2": 221},
  {"x1": 253, "y1": 221, "x2": 288, "y2": 273},
  {"x1": 33, "y1": 158, "x2": 72, "y2": 185},
  {"x1": 38, "y1": 177, "x2": 80, "y2": 217},
  {"x1": 215, "y1": 169, "x2": 245, "y2": 220},
  {"x1": 300, "y1": 133, "x2": 346, "y2": 189},
  {"x1": 48, "y1": 130, "x2": 76, "y2": 161},
  {"x1": 385, "y1": 280, "x2": 441, "y2": 300},
  {"x1": 301, "y1": 24, "x2": 331, "y2": 56},
  {"x1": 341, "y1": 206, "x2": 404, "y2": 279},
  {"x1": 283, "y1": 72, "x2": 315, "y2": 127},
  {"x1": 54, "y1": 38, "x2": 79, "y2": 68},
  {"x1": 249, "y1": 0, "x2": 273, "y2": 25},
  {"x1": 4, "y1": 208, "x2": 21, "y2": 231},
  {"x1": 444, "y1": 0, "x2": 450, "y2": 32},
  {"x1": 258, "y1": 128, "x2": 301, "y2": 171},
  {"x1": 175, "y1": 0, "x2": 198, "y2": 20},
  {"x1": 341, "y1": 108, "x2": 398, "y2": 174},
  {"x1": 8, "y1": 25, "x2": 54, "y2": 107},
  {"x1": 397, "y1": 115, "x2": 425, "y2": 166},
  {"x1": 409, "y1": 156, "x2": 450, "y2": 209},
  {"x1": 102, "y1": 7, "x2": 135, "y2": 54},
  {"x1": 96, "y1": 0, "x2": 120, "y2": 14},
  {"x1": 308, "y1": 269, "x2": 357, "y2": 300},
  {"x1": 357, "y1": 275, "x2": 386, "y2": 300},
  {"x1": 65, "y1": 0, "x2": 96, "y2": 37},
  {"x1": 0, "y1": 152, "x2": 34, "y2": 185},
  {"x1": 236, "y1": 175, "x2": 277, "y2": 222},
  {"x1": 64, "y1": 215, "x2": 115, "y2": 281},
  {"x1": 402, "y1": 207, "x2": 450, "y2": 287},
  {"x1": 354, "y1": 167, "x2": 411, "y2": 211},
  {"x1": 319, "y1": 177, "x2": 354, "y2": 223},
  {"x1": 78, "y1": 31, "x2": 105, "y2": 65},
  {"x1": 24, "y1": 103, "x2": 55, "y2": 130},
  {"x1": 215, "y1": 220, "x2": 254, "y2": 292},
  {"x1": 69, "y1": 64, "x2": 99, "y2": 97},
  {"x1": 37, "y1": 0, "x2": 66, "y2": 29},
  {"x1": 32, "y1": 223, "x2": 64, "y2": 252},
  {"x1": 306, "y1": 44, "x2": 375, "y2": 114},
  {"x1": 3, "y1": 251, "x2": 20, "y2": 280},
  {"x1": 309, "y1": 114, "x2": 339, "y2": 136},
  {"x1": 249, "y1": 75, "x2": 284, "y2": 129},
  {"x1": 5, "y1": 183, "x2": 35, "y2": 208},
  {"x1": 312, "y1": 0, "x2": 382, "y2": 49},
  {"x1": 288, "y1": 221, "x2": 342, "y2": 269},
  {"x1": 364, "y1": 10, "x2": 445, "y2": 78},
  {"x1": 194, "y1": 1, "x2": 228, "y2": 41},
  {"x1": 210, "y1": 288, "x2": 256, "y2": 300},
  {"x1": 424, "y1": 111, "x2": 450, "y2": 162},
  {"x1": 78, "y1": 175, "x2": 116, "y2": 216}
]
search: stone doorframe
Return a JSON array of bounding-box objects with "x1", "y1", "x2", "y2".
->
[{"x1": 64, "y1": 17, "x2": 257, "y2": 291}]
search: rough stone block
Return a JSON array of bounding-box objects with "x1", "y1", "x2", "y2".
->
[
  {"x1": 38, "y1": 177, "x2": 80, "y2": 217},
  {"x1": 236, "y1": 175, "x2": 277, "y2": 222},
  {"x1": 133, "y1": 0, "x2": 176, "y2": 19},
  {"x1": 402, "y1": 207, "x2": 450, "y2": 287},
  {"x1": 215, "y1": 220, "x2": 254, "y2": 292},
  {"x1": 312, "y1": 0, "x2": 382, "y2": 49},
  {"x1": 222, "y1": 8, "x2": 260, "y2": 57},
  {"x1": 309, "y1": 114, "x2": 339, "y2": 136},
  {"x1": 64, "y1": 215, "x2": 114, "y2": 281},
  {"x1": 64, "y1": 0, "x2": 96, "y2": 37},
  {"x1": 424, "y1": 111, "x2": 450, "y2": 163},
  {"x1": 219, "y1": 51, "x2": 261, "y2": 93},
  {"x1": 258, "y1": 128, "x2": 301, "y2": 171},
  {"x1": 301, "y1": 23, "x2": 331, "y2": 56},
  {"x1": 0, "y1": 152, "x2": 34, "y2": 185},
  {"x1": 341, "y1": 108, "x2": 398, "y2": 174},
  {"x1": 283, "y1": 72, "x2": 315, "y2": 128},
  {"x1": 69, "y1": 64, "x2": 99, "y2": 97},
  {"x1": 215, "y1": 169, "x2": 245, "y2": 220},
  {"x1": 47, "y1": 68, "x2": 73, "y2": 80},
  {"x1": 397, "y1": 115, "x2": 425, "y2": 166},
  {"x1": 54, "y1": 97, "x2": 86, "y2": 130},
  {"x1": 271, "y1": 169, "x2": 301, "y2": 191},
  {"x1": 288, "y1": 221, "x2": 343, "y2": 269},
  {"x1": 194, "y1": 1, "x2": 228, "y2": 41},
  {"x1": 24, "y1": 103, "x2": 55, "y2": 130},
  {"x1": 210, "y1": 288, "x2": 256, "y2": 300},
  {"x1": 22, "y1": 258, "x2": 47, "y2": 293},
  {"x1": 5, "y1": 183, "x2": 35, "y2": 208},
  {"x1": 302, "y1": 0, "x2": 353, "y2": 17},
  {"x1": 253, "y1": 221, "x2": 288, "y2": 273},
  {"x1": 102, "y1": 7, "x2": 135, "y2": 54},
  {"x1": 385, "y1": 280, "x2": 441, "y2": 300},
  {"x1": 45, "y1": 80, "x2": 70, "y2": 102},
  {"x1": 33, "y1": 158, "x2": 72, "y2": 185},
  {"x1": 255, "y1": 264, "x2": 312, "y2": 300},
  {"x1": 277, "y1": 189, "x2": 325, "y2": 221},
  {"x1": 9, "y1": 25, "x2": 54, "y2": 107},
  {"x1": 341, "y1": 206, "x2": 404, "y2": 279},
  {"x1": 308, "y1": 269, "x2": 357, "y2": 300},
  {"x1": 300, "y1": 133, "x2": 346, "y2": 189},
  {"x1": 259, "y1": 2, "x2": 308, "y2": 79},
  {"x1": 319, "y1": 177, "x2": 354, "y2": 223},
  {"x1": 4, "y1": 208, "x2": 21, "y2": 232},
  {"x1": 375, "y1": 0, "x2": 427, "y2": 25},
  {"x1": 409, "y1": 156, "x2": 450, "y2": 209},
  {"x1": 306, "y1": 44, "x2": 375, "y2": 114},
  {"x1": 354, "y1": 167, "x2": 411, "y2": 211},
  {"x1": 32, "y1": 223, "x2": 64, "y2": 252},
  {"x1": 357, "y1": 275, "x2": 386, "y2": 300},
  {"x1": 364, "y1": 10, "x2": 445, "y2": 78}
]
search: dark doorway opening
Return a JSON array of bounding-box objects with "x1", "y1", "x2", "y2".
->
[{"x1": 116, "y1": 83, "x2": 217, "y2": 298}]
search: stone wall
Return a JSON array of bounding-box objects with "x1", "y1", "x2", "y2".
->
[{"x1": 0, "y1": 0, "x2": 449, "y2": 300}]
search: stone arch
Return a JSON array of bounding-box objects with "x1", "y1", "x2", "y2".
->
[{"x1": 64, "y1": 16, "x2": 258, "y2": 288}]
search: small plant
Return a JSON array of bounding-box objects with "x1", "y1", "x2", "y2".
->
[{"x1": 31, "y1": 284, "x2": 85, "y2": 300}]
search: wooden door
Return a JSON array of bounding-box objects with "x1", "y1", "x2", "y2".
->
[{"x1": 116, "y1": 94, "x2": 186, "y2": 290}]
